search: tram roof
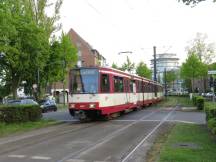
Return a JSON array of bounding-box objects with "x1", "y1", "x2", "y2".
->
[{"x1": 72, "y1": 66, "x2": 162, "y2": 87}]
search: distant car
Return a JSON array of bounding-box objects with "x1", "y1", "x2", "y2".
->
[
  {"x1": 39, "y1": 99, "x2": 57, "y2": 113},
  {"x1": 206, "y1": 92, "x2": 215, "y2": 97},
  {"x1": 7, "y1": 99, "x2": 38, "y2": 105}
]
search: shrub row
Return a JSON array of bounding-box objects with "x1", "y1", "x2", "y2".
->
[
  {"x1": 0, "y1": 105, "x2": 42, "y2": 123},
  {"x1": 205, "y1": 102, "x2": 216, "y2": 135},
  {"x1": 192, "y1": 95, "x2": 205, "y2": 110}
]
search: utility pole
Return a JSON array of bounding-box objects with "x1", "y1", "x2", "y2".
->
[
  {"x1": 37, "y1": 68, "x2": 40, "y2": 101},
  {"x1": 62, "y1": 59, "x2": 66, "y2": 106},
  {"x1": 164, "y1": 68, "x2": 167, "y2": 97},
  {"x1": 153, "y1": 46, "x2": 157, "y2": 82},
  {"x1": 153, "y1": 46, "x2": 157, "y2": 97}
]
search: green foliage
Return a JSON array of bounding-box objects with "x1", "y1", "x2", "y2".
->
[
  {"x1": 112, "y1": 62, "x2": 119, "y2": 69},
  {"x1": 207, "y1": 118, "x2": 216, "y2": 129},
  {"x1": 0, "y1": 120, "x2": 57, "y2": 137},
  {"x1": 0, "y1": 0, "x2": 70, "y2": 99},
  {"x1": 208, "y1": 62, "x2": 216, "y2": 70},
  {"x1": 195, "y1": 96, "x2": 204, "y2": 110},
  {"x1": 121, "y1": 56, "x2": 135, "y2": 73},
  {"x1": 192, "y1": 95, "x2": 198, "y2": 105},
  {"x1": 159, "y1": 124, "x2": 216, "y2": 162},
  {"x1": 43, "y1": 34, "x2": 77, "y2": 85},
  {"x1": 156, "y1": 96, "x2": 193, "y2": 107},
  {"x1": 136, "y1": 61, "x2": 152, "y2": 79},
  {"x1": 205, "y1": 102, "x2": 216, "y2": 121},
  {"x1": 180, "y1": 53, "x2": 207, "y2": 92},
  {"x1": 207, "y1": 118, "x2": 216, "y2": 135},
  {"x1": 186, "y1": 33, "x2": 215, "y2": 64},
  {"x1": 0, "y1": 105, "x2": 42, "y2": 123},
  {"x1": 166, "y1": 70, "x2": 177, "y2": 84}
]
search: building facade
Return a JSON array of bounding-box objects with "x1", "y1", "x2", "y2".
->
[
  {"x1": 151, "y1": 53, "x2": 181, "y2": 92},
  {"x1": 68, "y1": 28, "x2": 106, "y2": 67},
  {"x1": 51, "y1": 28, "x2": 106, "y2": 103}
]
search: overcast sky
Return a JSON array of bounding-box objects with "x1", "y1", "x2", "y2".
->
[{"x1": 58, "y1": 0, "x2": 216, "y2": 67}]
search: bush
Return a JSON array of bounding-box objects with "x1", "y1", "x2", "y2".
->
[
  {"x1": 0, "y1": 105, "x2": 42, "y2": 123},
  {"x1": 192, "y1": 95, "x2": 198, "y2": 105},
  {"x1": 196, "y1": 96, "x2": 204, "y2": 110},
  {"x1": 205, "y1": 102, "x2": 216, "y2": 135},
  {"x1": 205, "y1": 102, "x2": 216, "y2": 121},
  {"x1": 207, "y1": 118, "x2": 216, "y2": 129}
]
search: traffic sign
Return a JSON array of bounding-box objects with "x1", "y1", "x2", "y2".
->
[{"x1": 208, "y1": 70, "x2": 216, "y2": 75}]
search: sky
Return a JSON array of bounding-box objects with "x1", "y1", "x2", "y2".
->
[{"x1": 58, "y1": 0, "x2": 216, "y2": 67}]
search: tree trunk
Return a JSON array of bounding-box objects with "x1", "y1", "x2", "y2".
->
[
  {"x1": 11, "y1": 72, "x2": 20, "y2": 99},
  {"x1": 191, "y1": 78, "x2": 194, "y2": 93}
]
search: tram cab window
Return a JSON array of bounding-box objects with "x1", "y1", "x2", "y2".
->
[
  {"x1": 101, "y1": 74, "x2": 110, "y2": 93},
  {"x1": 114, "y1": 76, "x2": 124, "y2": 92}
]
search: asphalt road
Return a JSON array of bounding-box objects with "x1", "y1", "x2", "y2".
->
[{"x1": 0, "y1": 107, "x2": 205, "y2": 162}]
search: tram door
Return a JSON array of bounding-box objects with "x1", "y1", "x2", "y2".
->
[{"x1": 130, "y1": 80, "x2": 137, "y2": 105}]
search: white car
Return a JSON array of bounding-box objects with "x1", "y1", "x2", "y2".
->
[{"x1": 206, "y1": 92, "x2": 215, "y2": 97}]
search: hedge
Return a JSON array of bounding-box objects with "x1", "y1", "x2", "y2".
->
[
  {"x1": 196, "y1": 96, "x2": 205, "y2": 110},
  {"x1": 0, "y1": 105, "x2": 42, "y2": 123},
  {"x1": 192, "y1": 95, "x2": 204, "y2": 110},
  {"x1": 205, "y1": 102, "x2": 216, "y2": 135}
]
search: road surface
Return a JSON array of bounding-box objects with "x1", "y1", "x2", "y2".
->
[{"x1": 0, "y1": 106, "x2": 205, "y2": 162}]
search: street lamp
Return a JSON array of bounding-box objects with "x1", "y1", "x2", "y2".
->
[{"x1": 118, "y1": 51, "x2": 133, "y2": 55}]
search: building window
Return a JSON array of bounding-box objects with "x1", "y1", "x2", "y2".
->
[{"x1": 101, "y1": 74, "x2": 110, "y2": 93}]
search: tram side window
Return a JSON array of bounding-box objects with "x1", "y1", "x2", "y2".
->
[
  {"x1": 130, "y1": 80, "x2": 136, "y2": 93},
  {"x1": 101, "y1": 74, "x2": 110, "y2": 93},
  {"x1": 114, "y1": 76, "x2": 124, "y2": 92},
  {"x1": 124, "y1": 79, "x2": 129, "y2": 92}
]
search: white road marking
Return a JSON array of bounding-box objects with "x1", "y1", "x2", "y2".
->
[
  {"x1": 121, "y1": 108, "x2": 175, "y2": 162},
  {"x1": 31, "y1": 156, "x2": 51, "y2": 160},
  {"x1": 113, "y1": 119, "x2": 200, "y2": 124},
  {"x1": 59, "y1": 120, "x2": 79, "y2": 122},
  {"x1": 112, "y1": 120, "x2": 137, "y2": 122},
  {"x1": 66, "y1": 159, "x2": 85, "y2": 162},
  {"x1": 112, "y1": 119, "x2": 161, "y2": 122},
  {"x1": 57, "y1": 111, "x2": 157, "y2": 162},
  {"x1": 8, "y1": 154, "x2": 26, "y2": 158},
  {"x1": 167, "y1": 120, "x2": 197, "y2": 124}
]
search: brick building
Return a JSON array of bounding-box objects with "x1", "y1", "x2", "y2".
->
[{"x1": 51, "y1": 28, "x2": 106, "y2": 103}]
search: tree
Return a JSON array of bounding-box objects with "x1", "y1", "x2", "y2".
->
[
  {"x1": 208, "y1": 62, "x2": 216, "y2": 70},
  {"x1": 112, "y1": 62, "x2": 119, "y2": 69},
  {"x1": 180, "y1": 53, "x2": 208, "y2": 92},
  {"x1": 39, "y1": 33, "x2": 77, "y2": 93},
  {"x1": 178, "y1": 0, "x2": 214, "y2": 6},
  {"x1": 136, "y1": 62, "x2": 152, "y2": 79},
  {"x1": 0, "y1": 0, "x2": 63, "y2": 99},
  {"x1": 186, "y1": 33, "x2": 215, "y2": 64},
  {"x1": 166, "y1": 70, "x2": 177, "y2": 90},
  {"x1": 121, "y1": 56, "x2": 135, "y2": 73}
]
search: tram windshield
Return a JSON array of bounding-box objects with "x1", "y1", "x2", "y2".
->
[{"x1": 70, "y1": 68, "x2": 99, "y2": 94}]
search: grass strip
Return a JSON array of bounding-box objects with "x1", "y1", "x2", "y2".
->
[
  {"x1": 159, "y1": 124, "x2": 216, "y2": 162},
  {"x1": 0, "y1": 119, "x2": 59, "y2": 138},
  {"x1": 156, "y1": 96, "x2": 193, "y2": 107}
]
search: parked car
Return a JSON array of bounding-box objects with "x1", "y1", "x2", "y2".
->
[
  {"x1": 39, "y1": 99, "x2": 57, "y2": 113},
  {"x1": 206, "y1": 92, "x2": 215, "y2": 97},
  {"x1": 7, "y1": 99, "x2": 38, "y2": 105}
]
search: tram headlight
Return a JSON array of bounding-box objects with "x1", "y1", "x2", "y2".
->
[
  {"x1": 89, "y1": 103, "x2": 96, "y2": 108},
  {"x1": 70, "y1": 104, "x2": 75, "y2": 108}
]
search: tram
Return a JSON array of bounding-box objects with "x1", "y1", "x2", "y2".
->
[{"x1": 68, "y1": 67, "x2": 163, "y2": 121}]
